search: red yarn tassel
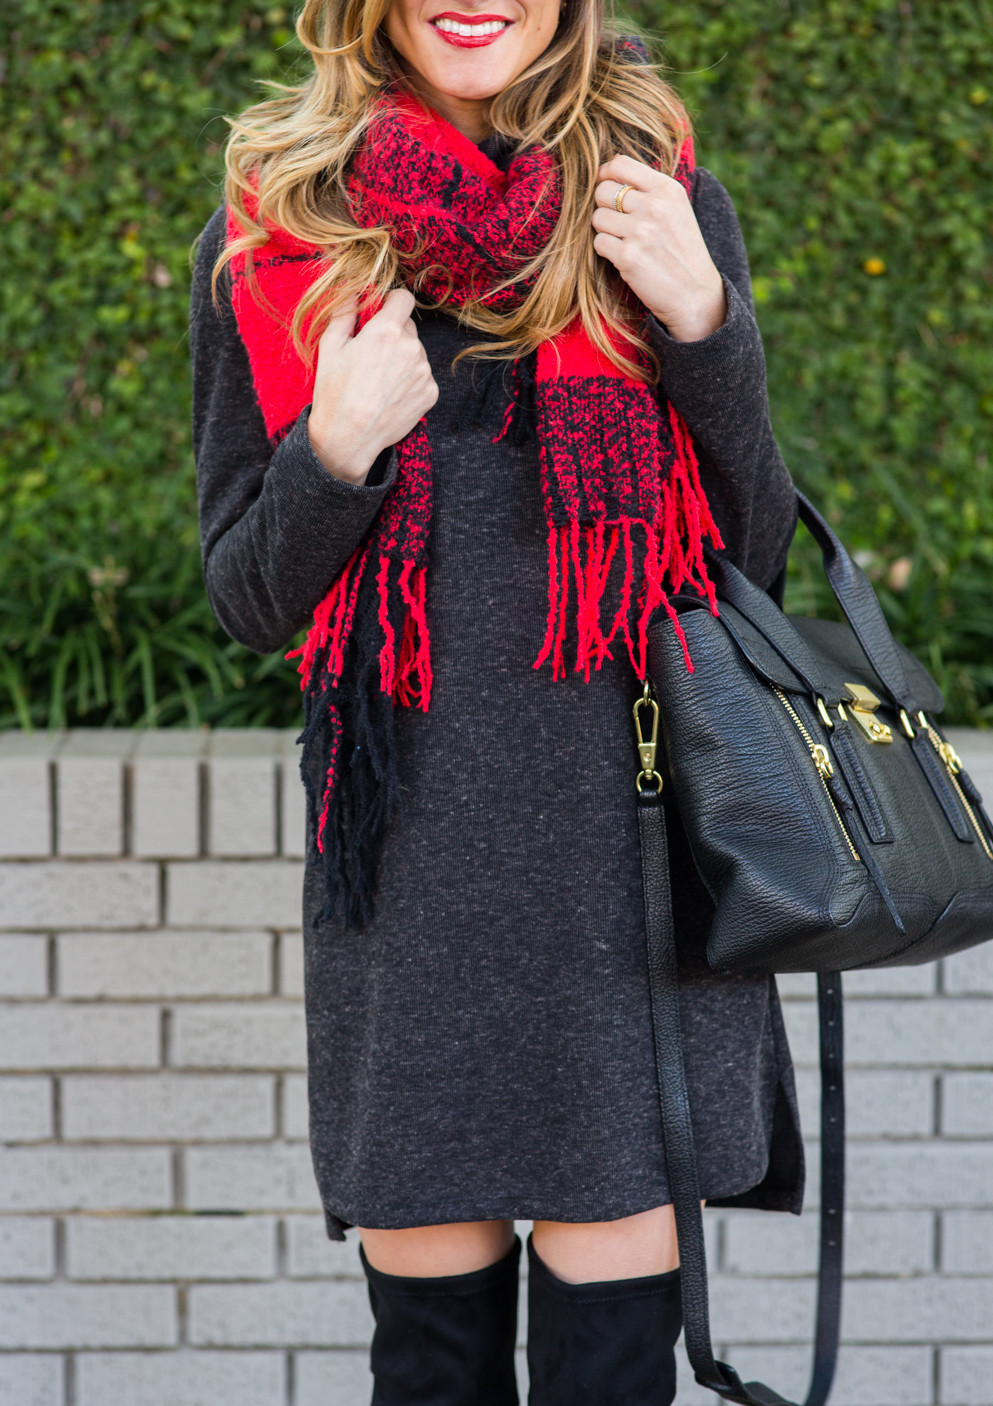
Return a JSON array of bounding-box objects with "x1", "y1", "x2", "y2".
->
[
  {"x1": 315, "y1": 709, "x2": 343, "y2": 855},
  {"x1": 530, "y1": 414, "x2": 722, "y2": 684},
  {"x1": 568, "y1": 519, "x2": 588, "y2": 675},
  {"x1": 530, "y1": 516, "x2": 687, "y2": 682},
  {"x1": 376, "y1": 552, "x2": 398, "y2": 694},
  {"x1": 573, "y1": 522, "x2": 623, "y2": 679},
  {"x1": 610, "y1": 519, "x2": 637, "y2": 667},
  {"x1": 667, "y1": 403, "x2": 723, "y2": 612},
  {"x1": 533, "y1": 524, "x2": 563, "y2": 679},
  {"x1": 284, "y1": 541, "x2": 372, "y2": 857},
  {"x1": 286, "y1": 542, "x2": 369, "y2": 693},
  {"x1": 393, "y1": 560, "x2": 433, "y2": 709}
]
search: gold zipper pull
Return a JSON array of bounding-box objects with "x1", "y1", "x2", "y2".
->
[
  {"x1": 920, "y1": 711, "x2": 965, "y2": 775},
  {"x1": 939, "y1": 740, "x2": 963, "y2": 775},
  {"x1": 812, "y1": 744, "x2": 835, "y2": 780},
  {"x1": 918, "y1": 710, "x2": 993, "y2": 860}
]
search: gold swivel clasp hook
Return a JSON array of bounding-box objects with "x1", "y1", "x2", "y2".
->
[{"x1": 633, "y1": 681, "x2": 663, "y2": 794}]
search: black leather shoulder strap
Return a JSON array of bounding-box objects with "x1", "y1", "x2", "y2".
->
[
  {"x1": 637, "y1": 788, "x2": 846, "y2": 1406},
  {"x1": 795, "y1": 493, "x2": 918, "y2": 711}
]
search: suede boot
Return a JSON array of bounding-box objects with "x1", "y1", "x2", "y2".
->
[
  {"x1": 525, "y1": 1231, "x2": 682, "y2": 1406},
  {"x1": 359, "y1": 1233, "x2": 521, "y2": 1405}
]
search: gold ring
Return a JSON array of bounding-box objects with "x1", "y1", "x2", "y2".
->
[{"x1": 613, "y1": 183, "x2": 634, "y2": 213}]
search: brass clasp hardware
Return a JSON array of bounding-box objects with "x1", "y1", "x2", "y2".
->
[
  {"x1": 815, "y1": 696, "x2": 850, "y2": 730},
  {"x1": 843, "y1": 682, "x2": 893, "y2": 744},
  {"x1": 633, "y1": 682, "x2": 663, "y2": 792}
]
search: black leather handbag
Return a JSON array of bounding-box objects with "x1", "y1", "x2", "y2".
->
[{"x1": 635, "y1": 490, "x2": 993, "y2": 1405}]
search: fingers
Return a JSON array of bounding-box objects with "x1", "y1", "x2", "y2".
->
[
  {"x1": 591, "y1": 229, "x2": 625, "y2": 268},
  {"x1": 597, "y1": 152, "x2": 658, "y2": 187},
  {"x1": 594, "y1": 177, "x2": 640, "y2": 213},
  {"x1": 354, "y1": 288, "x2": 436, "y2": 410},
  {"x1": 321, "y1": 288, "x2": 417, "y2": 361},
  {"x1": 595, "y1": 154, "x2": 687, "y2": 208},
  {"x1": 373, "y1": 287, "x2": 417, "y2": 326},
  {"x1": 591, "y1": 202, "x2": 634, "y2": 237},
  {"x1": 318, "y1": 295, "x2": 360, "y2": 351}
]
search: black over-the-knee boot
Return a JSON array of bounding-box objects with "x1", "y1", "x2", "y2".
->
[
  {"x1": 359, "y1": 1233, "x2": 521, "y2": 1405},
  {"x1": 525, "y1": 1231, "x2": 682, "y2": 1406}
]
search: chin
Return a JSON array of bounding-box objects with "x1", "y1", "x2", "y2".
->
[
  {"x1": 424, "y1": 66, "x2": 512, "y2": 102},
  {"x1": 409, "y1": 48, "x2": 523, "y2": 102}
]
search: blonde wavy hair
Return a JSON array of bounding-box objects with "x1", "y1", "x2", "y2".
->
[{"x1": 213, "y1": 0, "x2": 692, "y2": 382}]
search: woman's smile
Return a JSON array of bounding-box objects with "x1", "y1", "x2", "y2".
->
[
  {"x1": 384, "y1": 0, "x2": 560, "y2": 136},
  {"x1": 429, "y1": 11, "x2": 515, "y2": 47}
]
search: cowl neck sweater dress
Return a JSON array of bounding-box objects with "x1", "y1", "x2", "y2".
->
[{"x1": 191, "y1": 130, "x2": 806, "y2": 1241}]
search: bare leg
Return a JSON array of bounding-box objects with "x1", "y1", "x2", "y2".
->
[
  {"x1": 531, "y1": 1200, "x2": 706, "y2": 1283},
  {"x1": 358, "y1": 1218, "x2": 517, "y2": 1275}
]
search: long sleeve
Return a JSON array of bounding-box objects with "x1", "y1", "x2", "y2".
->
[
  {"x1": 190, "y1": 206, "x2": 398, "y2": 656},
  {"x1": 646, "y1": 167, "x2": 796, "y2": 592}
]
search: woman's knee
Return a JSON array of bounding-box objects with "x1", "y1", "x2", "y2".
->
[
  {"x1": 358, "y1": 1218, "x2": 516, "y2": 1277},
  {"x1": 531, "y1": 1201, "x2": 703, "y2": 1283}
]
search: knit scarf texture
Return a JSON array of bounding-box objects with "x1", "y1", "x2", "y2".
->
[{"x1": 226, "y1": 86, "x2": 724, "y2": 930}]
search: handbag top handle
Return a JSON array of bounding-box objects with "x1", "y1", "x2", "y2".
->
[{"x1": 706, "y1": 491, "x2": 935, "y2": 717}]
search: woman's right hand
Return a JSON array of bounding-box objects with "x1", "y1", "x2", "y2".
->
[{"x1": 307, "y1": 288, "x2": 439, "y2": 485}]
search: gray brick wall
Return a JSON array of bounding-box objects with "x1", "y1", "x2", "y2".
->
[{"x1": 1, "y1": 726, "x2": 992, "y2": 1406}]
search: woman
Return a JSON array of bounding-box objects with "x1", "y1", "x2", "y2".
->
[{"x1": 190, "y1": 0, "x2": 804, "y2": 1399}]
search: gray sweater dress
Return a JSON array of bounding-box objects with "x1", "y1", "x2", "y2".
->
[{"x1": 191, "y1": 142, "x2": 805, "y2": 1242}]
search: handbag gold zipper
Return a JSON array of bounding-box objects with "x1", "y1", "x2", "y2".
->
[
  {"x1": 917, "y1": 715, "x2": 993, "y2": 861},
  {"x1": 772, "y1": 687, "x2": 861, "y2": 862}
]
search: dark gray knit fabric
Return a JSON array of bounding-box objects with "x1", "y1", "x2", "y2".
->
[{"x1": 190, "y1": 158, "x2": 805, "y2": 1241}]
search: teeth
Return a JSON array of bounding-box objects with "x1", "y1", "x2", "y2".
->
[{"x1": 434, "y1": 16, "x2": 508, "y2": 35}]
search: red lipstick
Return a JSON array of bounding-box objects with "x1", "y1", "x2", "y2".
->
[{"x1": 430, "y1": 11, "x2": 514, "y2": 47}]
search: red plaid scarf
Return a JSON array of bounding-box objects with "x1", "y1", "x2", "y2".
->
[{"x1": 226, "y1": 86, "x2": 723, "y2": 927}]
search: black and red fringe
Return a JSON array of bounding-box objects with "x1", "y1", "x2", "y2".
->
[
  {"x1": 286, "y1": 424, "x2": 434, "y2": 930},
  {"x1": 525, "y1": 378, "x2": 723, "y2": 683}
]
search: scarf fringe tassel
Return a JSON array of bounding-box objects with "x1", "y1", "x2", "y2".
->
[
  {"x1": 287, "y1": 543, "x2": 432, "y2": 865},
  {"x1": 532, "y1": 405, "x2": 723, "y2": 682}
]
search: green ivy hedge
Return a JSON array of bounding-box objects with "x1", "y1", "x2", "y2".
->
[
  {"x1": 2, "y1": 0, "x2": 991, "y2": 729},
  {"x1": 642, "y1": 0, "x2": 993, "y2": 725}
]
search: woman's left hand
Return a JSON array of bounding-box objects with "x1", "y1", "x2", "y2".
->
[{"x1": 593, "y1": 153, "x2": 727, "y2": 343}]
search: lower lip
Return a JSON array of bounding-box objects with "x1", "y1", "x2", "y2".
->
[{"x1": 430, "y1": 22, "x2": 511, "y2": 46}]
